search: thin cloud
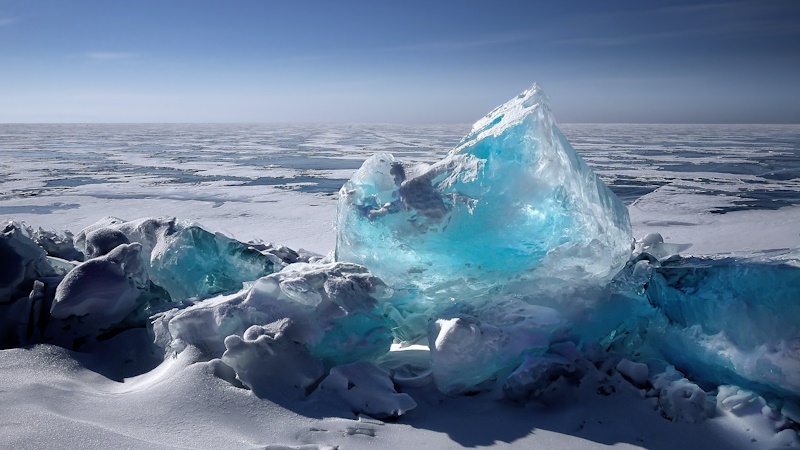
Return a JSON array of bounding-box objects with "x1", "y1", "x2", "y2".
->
[{"x1": 0, "y1": 17, "x2": 18, "y2": 26}]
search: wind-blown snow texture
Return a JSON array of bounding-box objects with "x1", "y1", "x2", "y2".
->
[{"x1": 0, "y1": 85, "x2": 799, "y2": 448}]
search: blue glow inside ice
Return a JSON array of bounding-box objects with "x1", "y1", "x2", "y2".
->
[
  {"x1": 150, "y1": 224, "x2": 276, "y2": 300},
  {"x1": 1, "y1": 84, "x2": 798, "y2": 410},
  {"x1": 644, "y1": 257, "x2": 800, "y2": 397},
  {"x1": 336, "y1": 84, "x2": 632, "y2": 294}
]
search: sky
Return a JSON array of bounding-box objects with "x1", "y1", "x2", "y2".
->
[{"x1": 0, "y1": 0, "x2": 798, "y2": 123}]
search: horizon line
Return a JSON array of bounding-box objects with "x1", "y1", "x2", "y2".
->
[{"x1": 1, "y1": 121, "x2": 798, "y2": 126}]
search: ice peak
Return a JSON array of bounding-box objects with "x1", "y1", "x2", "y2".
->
[
  {"x1": 464, "y1": 83, "x2": 551, "y2": 145},
  {"x1": 336, "y1": 82, "x2": 631, "y2": 296}
]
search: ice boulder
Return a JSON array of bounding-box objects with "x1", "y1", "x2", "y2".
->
[
  {"x1": 154, "y1": 261, "x2": 392, "y2": 366},
  {"x1": 84, "y1": 228, "x2": 130, "y2": 258},
  {"x1": 50, "y1": 243, "x2": 146, "y2": 325},
  {"x1": 149, "y1": 224, "x2": 277, "y2": 300},
  {"x1": 221, "y1": 321, "x2": 325, "y2": 398},
  {"x1": 652, "y1": 366, "x2": 708, "y2": 423},
  {"x1": 336, "y1": 83, "x2": 632, "y2": 294},
  {"x1": 0, "y1": 222, "x2": 58, "y2": 303},
  {"x1": 75, "y1": 217, "x2": 279, "y2": 301}
]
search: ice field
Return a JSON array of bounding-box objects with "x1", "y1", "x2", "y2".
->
[{"x1": 1, "y1": 86, "x2": 800, "y2": 449}]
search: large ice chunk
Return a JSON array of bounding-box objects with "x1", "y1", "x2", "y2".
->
[
  {"x1": 645, "y1": 257, "x2": 800, "y2": 397},
  {"x1": 336, "y1": 84, "x2": 631, "y2": 293}
]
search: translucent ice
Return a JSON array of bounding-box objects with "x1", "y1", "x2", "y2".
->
[
  {"x1": 644, "y1": 257, "x2": 800, "y2": 397},
  {"x1": 76, "y1": 217, "x2": 279, "y2": 301},
  {"x1": 336, "y1": 84, "x2": 632, "y2": 294},
  {"x1": 150, "y1": 224, "x2": 277, "y2": 300}
]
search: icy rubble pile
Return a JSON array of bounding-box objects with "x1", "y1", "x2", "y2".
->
[
  {"x1": 1, "y1": 85, "x2": 799, "y2": 428},
  {"x1": 154, "y1": 261, "x2": 392, "y2": 366},
  {"x1": 0, "y1": 217, "x2": 286, "y2": 348}
]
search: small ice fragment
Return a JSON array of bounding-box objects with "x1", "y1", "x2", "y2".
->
[
  {"x1": 616, "y1": 359, "x2": 649, "y2": 387},
  {"x1": 503, "y1": 353, "x2": 574, "y2": 400},
  {"x1": 315, "y1": 361, "x2": 416, "y2": 418},
  {"x1": 717, "y1": 386, "x2": 759, "y2": 412},
  {"x1": 84, "y1": 228, "x2": 130, "y2": 258},
  {"x1": 641, "y1": 233, "x2": 664, "y2": 247},
  {"x1": 357, "y1": 414, "x2": 384, "y2": 425},
  {"x1": 773, "y1": 429, "x2": 800, "y2": 448},
  {"x1": 652, "y1": 367, "x2": 707, "y2": 423},
  {"x1": 761, "y1": 405, "x2": 782, "y2": 421}
]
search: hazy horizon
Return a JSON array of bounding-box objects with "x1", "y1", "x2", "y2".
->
[
  {"x1": 1, "y1": 0, "x2": 799, "y2": 124},
  {"x1": 3, "y1": 121, "x2": 800, "y2": 126}
]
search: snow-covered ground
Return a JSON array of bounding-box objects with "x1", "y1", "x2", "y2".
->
[{"x1": 1, "y1": 121, "x2": 799, "y2": 449}]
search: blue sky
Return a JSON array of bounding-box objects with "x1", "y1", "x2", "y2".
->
[{"x1": 0, "y1": 0, "x2": 798, "y2": 123}]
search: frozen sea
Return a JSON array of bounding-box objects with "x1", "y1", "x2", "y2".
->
[
  {"x1": 2, "y1": 122, "x2": 800, "y2": 449},
  {"x1": 2, "y1": 123, "x2": 799, "y2": 255}
]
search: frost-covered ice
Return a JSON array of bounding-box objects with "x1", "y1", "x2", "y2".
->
[{"x1": 1, "y1": 87, "x2": 800, "y2": 449}]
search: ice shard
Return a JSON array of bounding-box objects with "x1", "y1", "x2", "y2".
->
[{"x1": 336, "y1": 84, "x2": 632, "y2": 294}]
